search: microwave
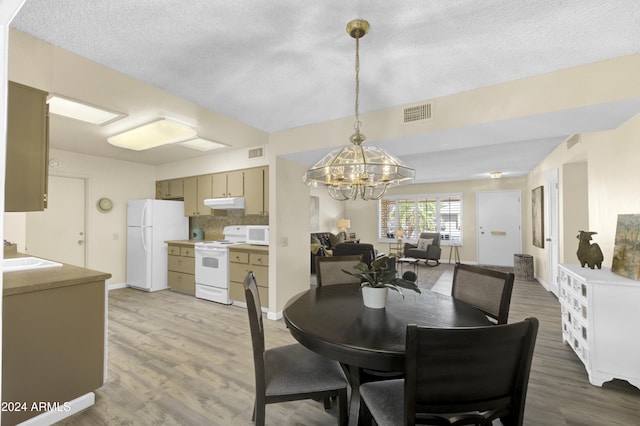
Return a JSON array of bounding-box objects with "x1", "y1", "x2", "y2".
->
[{"x1": 246, "y1": 225, "x2": 269, "y2": 246}]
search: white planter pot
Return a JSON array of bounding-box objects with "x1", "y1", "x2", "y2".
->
[{"x1": 362, "y1": 286, "x2": 389, "y2": 309}]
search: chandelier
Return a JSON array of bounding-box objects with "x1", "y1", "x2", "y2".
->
[{"x1": 303, "y1": 19, "x2": 415, "y2": 201}]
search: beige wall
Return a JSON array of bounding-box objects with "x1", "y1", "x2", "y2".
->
[
  {"x1": 3, "y1": 149, "x2": 156, "y2": 284},
  {"x1": 345, "y1": 177, "x2": 528, "y2": 263}
]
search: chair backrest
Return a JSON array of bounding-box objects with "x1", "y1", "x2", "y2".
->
[
  {"x1": 451, "y1": 263, "x2": 515, "y2": 324},
  {"x1": 315, "y1": 255, "x2": 363, "y2": 286},
  {"x1": 243, "y1": 271, "x2": 266, "y2": 394},
  {"x1": 332, "y1": 243, "x2": 376, "y2": 265},
  {"x1": 418, "y1": 232, "x2": 441, "y2": 247},
  {"x1": 404, "y1": 318, "x2": 539, "y2": 426}
]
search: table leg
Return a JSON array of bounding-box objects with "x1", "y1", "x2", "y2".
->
[{"x1": 346, "y1": 365, "x2": 362, "y2": 426}]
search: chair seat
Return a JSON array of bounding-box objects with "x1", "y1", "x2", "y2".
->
[
  {"x1": 360, "y1": 379, "x2": 404, "y2": 425},
  {"x1": 265, "y1": 343, "x2": 347, "y2": 396}
]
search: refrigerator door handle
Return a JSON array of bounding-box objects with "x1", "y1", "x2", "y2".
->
[{"x1": 141, "y1": 201, "x2": 149, "y2": 252}]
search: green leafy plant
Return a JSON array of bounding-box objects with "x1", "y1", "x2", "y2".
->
[{"x1": 342, "y1": 255, "x2": 421, "y2": 295}]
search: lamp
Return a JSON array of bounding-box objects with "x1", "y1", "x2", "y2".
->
[
  {"x1": 490, "y1": 171, "x2": 503, "y2": 179},
  {"x1": 179, "y1": 137, "x2": 227, "y2": 151},
  {"x1": 303, "y1": 19, "x2": 415, "y2": 201},
  {"x1": 47, "y1": 95, "x2": 125, "y2": 125},
  {"x1": 396, "y1": 229, "x2": 404, "y2": 240},
  {"x1": 337, "y1": 218, "x2": 351, "y2": 239},
  {"x1": 107, "y1": 118, "x2": 197, "y2": 151}
]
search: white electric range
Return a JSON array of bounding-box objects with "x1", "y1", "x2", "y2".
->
[{"x1": 194, "y1": 225, "x2": 247, "y2": 304}]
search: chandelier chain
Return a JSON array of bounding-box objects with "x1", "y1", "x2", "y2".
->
[{"x1": 354, "y1": 35, "x2": 361, "y2": 134}]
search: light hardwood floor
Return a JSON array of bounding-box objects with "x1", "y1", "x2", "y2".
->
[{"x1": 59, "y1": 269, "x2": 640, "y2": 425}]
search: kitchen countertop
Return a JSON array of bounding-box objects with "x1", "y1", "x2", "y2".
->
[
  {"x1": 3, "y1": 253, "x2": 111, "y2": 297},
  {"x1": 230, "y1": 244, "x2": 269, "y2": 252},
  {"x1": 165, "y1": 239, "x2": 198, "y2": 246}
]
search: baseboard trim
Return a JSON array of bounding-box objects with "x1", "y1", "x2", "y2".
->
[
  {"x1": 18, "y1": 392, "x2": 95, "y2": 426},
  {"x1": 108, "y1": 282, "x2": 128, "y2": 291}
]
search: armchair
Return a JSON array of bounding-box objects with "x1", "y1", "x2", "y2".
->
[{"x1": 403, "y1": 232, "x2": 442, "y2": 266}]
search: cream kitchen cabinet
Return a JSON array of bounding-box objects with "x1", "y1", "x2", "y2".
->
[
  {"x1": 156, "y1": 178, "x2": 184, "y2": 200},
  {"x1": 212, "y1": 170, "x2": 244, "y2": 198},
  {"x1": 183, "y1": 175, "x2": 213, "y2": 216},
  {"x1": 5, "y1": 81, "x2": 49, "y2": 212},
  {"x1": 167, "y1": 243, "x2": 196, "y2": 295},
  {"x1": 229, "y1": 245, "x2": 269, "y2": 308},
  {"x1": 244, "y1": 166, "x2": 269, "y2": 215},
  {"x1": 558, "y1": 264, "x2": 640, "y2": 389}
]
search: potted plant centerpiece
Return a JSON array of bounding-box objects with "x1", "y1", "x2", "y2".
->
[{"x1": 342, "y1": 255, "x2": 421, "y2": 309}]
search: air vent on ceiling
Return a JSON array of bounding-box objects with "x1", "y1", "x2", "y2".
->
[
  {"x1": 403, "y1": 102, "x2": 433, "y2": 124},
  {"x1": 566, "y1": 134, "x2": 580, "y2": 149},
  {"x1": 248, "y1": 147, "x2": 264, "y2": 159}
]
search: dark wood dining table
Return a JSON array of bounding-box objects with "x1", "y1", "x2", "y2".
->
[{"x1": 283, "y1": 283, "x2": 492, "y2": 425}]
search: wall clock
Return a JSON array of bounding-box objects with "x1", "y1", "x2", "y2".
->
[{"x1": 97, "y1": 197, "x2": 113, "y2": 213}]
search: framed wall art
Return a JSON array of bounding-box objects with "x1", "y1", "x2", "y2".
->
[
  {"x1": 532, "y1": 186, "x2": 544, "y2": 248},
  {"x1": 612, "y1": 214, "x2": 640, "y2": 280}
]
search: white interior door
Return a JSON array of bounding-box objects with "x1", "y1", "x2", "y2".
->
[
  {"x1": 547, "y1": 170, "x2": 560, "y2": 295},
  {"x1": 26, "y1": 175, "x2": 86, "y2": 267},
  {"x1": 477, "y1": 190, "x2": 522, "y2": 266}
]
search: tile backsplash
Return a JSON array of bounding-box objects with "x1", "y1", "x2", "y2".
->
[{"x1": 189, "y1": 211, "x2": 268, "y2": 241}]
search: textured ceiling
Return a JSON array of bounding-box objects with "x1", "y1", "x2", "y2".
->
[{"x1": 9, "y1": 0, "x2": 640, "y2": 181}]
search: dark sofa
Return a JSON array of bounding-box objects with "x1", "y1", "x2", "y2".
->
[{"x1": 310, "y1": 232, "x2": 344, "y2": 272}]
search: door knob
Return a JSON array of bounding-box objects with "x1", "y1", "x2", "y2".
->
[{"x1": 78, "y1": 240, "x2": 85, "y2": 245}]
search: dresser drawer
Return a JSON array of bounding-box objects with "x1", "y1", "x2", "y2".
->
[
  {"x1": 230, "y1": 281, "x2": 268, "y2": 307},
  {"x1": 168, "y1": 255, "x2": 195, "y2": 274},
  {"x1": 230, "y1": 251, "x2": 249, "y2": 264},
  {"x1": 168, "y1": 271, "x2": 195, "y2": 295},
  {"x1": 181, "y1": 246, "x2": 195, "y2": 257},
  {"x1": 250, "y1": 253, "x2": 269, "y2": 267},
  {"x1": 168, "y1": 245, "x2": 181, "y2": 256}
]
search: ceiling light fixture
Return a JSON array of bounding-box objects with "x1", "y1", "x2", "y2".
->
[
  {"x1": 490, "y1": 171, "x2": 503, "y2": 179},
  {"x1": 179, "y1": 137, "x2": 227, "y2": 151},
  {"x1": 107, "y1": 118, "x2": 197, "y2": 151},
  {"x1": 302, "y1": 19, "x2": 415, "y2": 201},
  {"x1": 47, "y1": 95, "x2": 125, "y2": 125}
]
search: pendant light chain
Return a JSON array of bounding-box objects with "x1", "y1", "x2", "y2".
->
[{"x1": 354, "y1": 35, "x2": 361, "y2": 137}]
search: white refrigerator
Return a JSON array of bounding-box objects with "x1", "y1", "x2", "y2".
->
[{"x1": 126, "y1": 199, "x2": 188, "y2": 292}]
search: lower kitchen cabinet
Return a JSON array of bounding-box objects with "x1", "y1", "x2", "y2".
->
[
  {"x1": 167, "y1": 243, "x2": 195, "y2": 295},
  {"x1": 229, "y1": 245, "x2": 269, "y2": 308}
]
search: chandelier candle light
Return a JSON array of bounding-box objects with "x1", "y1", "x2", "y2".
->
[{"x1": 303, "y1": 19, "x2": 415, "y2": 201}]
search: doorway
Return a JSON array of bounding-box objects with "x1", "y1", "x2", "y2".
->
[
  {"x1": 477, "y1": 190, "x2": 522, "y2": 266},
  {"x1": 26, "y1": 175, "x2": 86, "y2": 267}
]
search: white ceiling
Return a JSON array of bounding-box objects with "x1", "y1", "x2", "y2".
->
[{"x1": 10, "y1": 0, "x2": 640, "y2": 182}]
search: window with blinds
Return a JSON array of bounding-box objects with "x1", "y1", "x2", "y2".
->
[{"x1": 378, "y1": 194, "x2": 463, "y2": 244}]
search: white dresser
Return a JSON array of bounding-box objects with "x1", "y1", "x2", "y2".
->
[{"x1": 558, "y1": 264, "x2": 640, "y2": 389}]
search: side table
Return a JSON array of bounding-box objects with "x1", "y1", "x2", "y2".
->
[
  {"x1": 397, "y1": 257, "x2": 420, "y2": 278},
  {"x1": 448, "y1": 245, "x2": 461, "y2": 264}
]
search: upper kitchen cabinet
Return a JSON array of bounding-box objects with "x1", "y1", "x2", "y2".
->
[
  {"x1": 5, "y1": 81, "x2": 49, "y2": 212},
  {"x1": 183, "y1": 175, "x2": 213, "y2": 216},
  {"x1": 156, "y1": 178, "x2": 184, "y2": 200},
  {"x1": 244, "y1": 166, "x2": 269, "y2": 215},
  {"x1": 212, "y1": 170, "x2": 244, "y2": 198}
]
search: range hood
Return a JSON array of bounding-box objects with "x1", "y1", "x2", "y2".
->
[{"x1": 204, "y1": 197, "x2": 245, "y2": 210}]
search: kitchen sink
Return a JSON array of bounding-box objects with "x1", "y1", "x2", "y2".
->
[{"x1": 3, "y1": 257, "x2": 63, "y2": 272}]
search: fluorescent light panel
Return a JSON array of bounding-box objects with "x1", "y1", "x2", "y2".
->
[
  {"x1": 47, "y1": 95, "x2": 125, "y2": 125},
  {"x1": 179, "y1": 137, "x2": 227, "y2": 151},
  {"x1": 107, "y1": 118, "x2": 197, "y2": 151}
]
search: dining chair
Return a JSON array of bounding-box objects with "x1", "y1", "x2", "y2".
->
[
  {"x1": 359, "y1": 317, "x2": 539, "y2": 426},
  {"x1": 451, "y1": 263, "x2": 515, "y2": 324},
  {"x1": 243, "y1": 271, "x2": 349, "y2": 426},
  {"x1": 315, "y1": 255, "x2": 363, "y2": 286}
]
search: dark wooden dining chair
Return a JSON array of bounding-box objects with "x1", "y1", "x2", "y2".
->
[
  {"x1": 315, "y1": 255, "x2": 363, "y2": 286},
  {"x1": 359, "y1": 317, "x2": 539, "y2": 426},
  {"x1": 451, "y1": 263, "x2": 515, "y2": 324},
  {"x1": 243, "y1": 271, "x2": 348, "y2": 426}
]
